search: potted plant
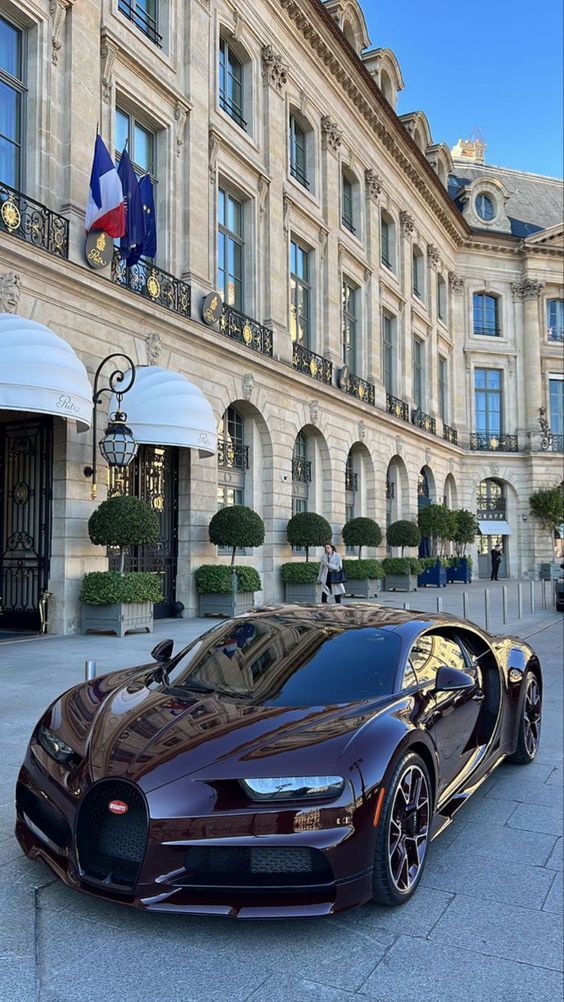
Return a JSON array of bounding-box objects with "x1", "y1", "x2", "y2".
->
[
  {"x1": 530, "y1": 485, "x2": 564, "y2": 579},
  {"x1": 417, "y1": 556, "x2": 448, "y2": 588},
  {"x1": 281, "y1": 511, "x2": 332, "y2": 602},
  {"x1": 81, "y1": 495, "x2": 161, "y2": 636},
  {"x1": 384, "y1": 520, "x2": 421, "y2": 591},
  {"x1": 417, "y1": 504, "x2": 455, "y2": 587},
  {"x1": 197, "y1": 505, "x2": 265, "y2": 615},
  {"x1": 342, "y1": 517, "x2": 383, "y2": 598},
  {"x1": 447, "y1": 509, "x2": 478, "y2": 583}
]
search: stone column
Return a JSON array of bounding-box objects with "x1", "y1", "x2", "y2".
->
[
  {"x1": 427, "y1": 244, "x2": 441, "y2": 421},
  {"x1": 399, "y1": 210, "x2": 415, "y2": 402},
  {"x1": 320, "y1": 116, "x2": 343, "y2": 367},
  {"x1": 365, "y1": 169, "x2": 383, "y2": 401},
  {"x1": 512, "y1": 279, "x2": 544, "y2": 434},
  {"x1": 184, "y1": 0, "x2": 212, "y2": 304},
  {"x1": 449, "y1": 271, "x2": 467, "y2": 437}
]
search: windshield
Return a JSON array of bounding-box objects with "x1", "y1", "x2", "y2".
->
[{"x1": 165, "y1": 618, "x2": 401, "y2": 706}]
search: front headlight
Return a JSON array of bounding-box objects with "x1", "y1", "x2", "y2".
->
[
  {"x1": 37, "y1": 725, "x2": 79, "y2": 766},
  {"x1": 241, "y1": 776, "x2": 345, "y2": 801}
]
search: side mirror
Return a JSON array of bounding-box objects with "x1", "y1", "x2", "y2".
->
[
  {"x1": 151, "y1": 638, "x2": 174, "y2": 663},
  {"x1": 435, "y1": 665, "x2": 475, "y2": 693}
]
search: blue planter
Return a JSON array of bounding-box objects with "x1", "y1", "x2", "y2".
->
[
  {"x1": 417, "y1": 563, "x2": 447, "y2": 588},
  {"x1": 447, "y1": 560, "x2": 472, "y2": 584}
]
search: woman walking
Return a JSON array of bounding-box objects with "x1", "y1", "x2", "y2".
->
[{"x1": 318, "y1": 543, "x2": 346, "y2": 605}]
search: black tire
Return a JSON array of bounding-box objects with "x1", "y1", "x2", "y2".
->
[
  {"x1": 372, "y1": 752, "x2": 432, "y2": 907},
  {"x1": 508, "y1": 672, "x2": 542, "y2": 764}
]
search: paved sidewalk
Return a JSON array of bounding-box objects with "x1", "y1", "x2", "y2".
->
[{"x1": 0, "y1": 595, "x2": 562, "y2": 1002}]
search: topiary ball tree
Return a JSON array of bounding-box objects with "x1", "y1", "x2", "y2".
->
[
  {"x1": 417, "y1": 504, "x2": 456, "y2": 557},
  {"x1": 88, "y1": 495, "x2": 160, "y2": 574},
  {"x1": 286, "y1": 511, "x2": 332, "y2": 562},
  {"x1": 342, "y1": 517, "x2": 383, "y2": 559},
  {"x1": 208, "y1": 505, "x2": 265, "y2": 566},
  {"x1": 386, "y1": 519, "x2": 421, "y2": 557},
  {"x1": 530, "y1": 485, "x2": 564, "y2": 555},
  {"x1": 452, "y1": 509, "x2": 479, "y2": 556}
]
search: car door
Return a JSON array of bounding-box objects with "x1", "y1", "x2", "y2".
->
[{"x1": 408, "y1": 629, "x2": 483, "y2": 792}]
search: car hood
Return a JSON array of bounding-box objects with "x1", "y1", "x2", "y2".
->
[{"x1": 71, "y1": 679, "x2": 383, "y2": 791}]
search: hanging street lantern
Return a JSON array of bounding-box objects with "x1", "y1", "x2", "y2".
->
[{"x1": 84, "y1": 354, "x2": 137, "y2": 499}]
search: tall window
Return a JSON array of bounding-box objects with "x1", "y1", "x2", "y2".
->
[
  {"x1": 437, "y1": 274, "x2": 447, "y2": 322},
  {"x1": 289, "y1": 115, "x2": 308, "y2": 189},
  {"x1": 413, "y1": 338, "x2": 423, "y2": 410},
  {"x1": 549, "y1": 376, "x2": 564, "y2": 434},
  {"x1": 218, "y1": 406, "x2": 246, "y2": 471},
  {"x1": 342, "y1": 281, "x2": 358, "y2": 372},
  {"x1": 0, "y1": 14, "x2": 25, "y2": 189},
  {"x1": 118, "y1": 0, "x2": 161, "y2": 47},
  {"x1": 412, "y1": 247, "x2": 424, "y2": 299},
  {"x1": 342, "y1": 173, "x2": 355, "y2": 233},
  {"x1": 381, "y1": 214, "x2": 393, "y2": 269},
  {"x1": 473, "y1": 293, "x2": 500, "y2": 336},
  {"x1": 291, "y1": 433, "x2": 309, "y2": 530},
  {"x1": 383, "y1": 314, "x2": 394, "y2": 394},
  {"x1": 438, "y1": 356, "x2": 448, "y2": 423},
  {"x1": 219, "y1": 38, "x2": 246, "y2": 129},
  {"x1": 218, "y1": 188, "x2": 243, "y2": 310},
  {"x1": 475, "y1": 369, "x2": 502, "y2": 436},
  {"x1": 115, "y1": 108, "x2": 155, "y2": 177},
  {"x1": 547, "y1": 300, "x2": 564, "y2": 342},
  {"x1": 290, "y1": 239, "x2": 310, "y2": 345}
]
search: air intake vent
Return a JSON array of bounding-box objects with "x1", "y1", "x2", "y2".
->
[
  {"x1": 181, "y1": 845, "x2": 333, "y2": 888},
  {"x1": 76, "y1": 780, "x2": 148, "y2": 888},
  {"x1": 16, "y1": 782, "x2": 71, "y2": 850}
]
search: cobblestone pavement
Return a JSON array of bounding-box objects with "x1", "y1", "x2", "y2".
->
[{"x1": 0, "y1": 596, "x2": 562, "y2": 1002}]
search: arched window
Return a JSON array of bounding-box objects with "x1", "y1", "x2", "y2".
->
[
  {"x1": 218, "y1": 406, "x2": 246, "y2": 474},
  {"x1": 418, "y1": 469, "x2": 431, "y2": 509},
  {"x1": 477, "y1": 479, "x2": 505, "y2": 518},
  {"x1": 381, "y1": 210, "x2": 396, "y2": 271},
  {"x1": 219, "y1": 36, "x2": 247, "y2": 130},
  {"x1": 473, "y1": 293, "x2": 500, "y2": 337},
  {"x1": 341, "y1": 168, "x2": 359, "y2": 235},
  {"x1": 475, "y1": 193, "x2": 495, "y2": 221},
  {"x1": 437, "y1": 274, "x2": 447, "y2": 322},
  {"x1": 412, "y1": 245, "x2": 425, "y2": 299},
  {"x1": 289, "y1": 113, "x2": 310, "y2": 190}
]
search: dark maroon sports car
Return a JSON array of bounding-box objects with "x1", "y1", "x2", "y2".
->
[{"x1": 16, "y1": 605, "x2": 542, "y2": 918}]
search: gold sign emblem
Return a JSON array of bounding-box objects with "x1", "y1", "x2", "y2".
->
[
  {"x1": 1, "y1": 196, "x2": 21, "y2": 234},
  {"x1": 147, "y1": 271, "x2": 161, "y2": 299},
  {"x1": 242, "y1": 321, "x2": 253, "y2": 344},
  {"x1": 96, "y1": 233, "x2": 107, "y2": 251}
]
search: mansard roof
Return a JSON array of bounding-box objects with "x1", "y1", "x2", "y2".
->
[{"x1": 449, "y1": 163, "x2": 564, "y2": 237}]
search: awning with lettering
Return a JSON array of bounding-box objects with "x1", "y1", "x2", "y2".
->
[
  {"x1": 0, "y1": 314, "x2": 92, "y2": 429},
  {"x1": 478, "y1": 520, "x2": 512, "y2": 536}
]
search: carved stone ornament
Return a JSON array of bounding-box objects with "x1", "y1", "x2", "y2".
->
[
  {"x1": 490, "y1": 463, "x2": 499, "y2": 477},
  {"x1": 399, "y1": 210, "x2": 415, "y2": 237},
  {"x1": 233, "y1": 11, "x2": 244, "y2": 42},
  {"x1": 283, "y1": 193, "x2": 292, "y2": 234},
  {"x1": 448, "y1": 271, "x2": 464, "y2": 295},
  {"x1": 101, "y1": 39, "x2": 117, "y2": 104},
  {"x1": 365, "y1": 168, "x2": 382, "y2": 202},
  {"x1": 209, "y1": 128, "x2": 220, "y2": 183},
  {"x1": 309, "y1": 399, "x2": 319, "y2": 425},
  {"x1": 358, "y1": 420, "x2": 366, "y2": 442},
  {"x1": 395, "y1": 436, "x2": 403, "y2": 455},
  {"x1": 425, "y1": 448, "x2": 431, "y2": 465},
  {"x1": 258, "y1": 175, "x2": 270, "y2": 217},
  {"x1": 145, "y1": 332, "x2": 162, "y2": 366},
  {"x1": 511, "y1": 279, "x2": 545, "y2": 300},
  {"x1": 261, "y1": 45, "x2": 288, "y2": 91},
  {"x1": 319, "y1": 227, "x2": 329, "y2": 263},
  {"x1": 174, "y1": 103, "x2": 187, "y2": 158},
  {"x1": 428, "y1": 244, "x2": 441, "y2": 270},
  {"x1": 50, "y1": 0, "x2": 73, "y2": 67},
  {"x1": 242, "y1": 373, "x2": 254, "y2": 401},
  {"x1": 321, "y1": 116, "x2": 343, "y2": 154},
  {"x1": 0, "y1": 271, "x2": 21, "y2": 313}
]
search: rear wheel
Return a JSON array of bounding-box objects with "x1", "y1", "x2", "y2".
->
[
  {"x1": 508, "y1": 672, "x2": 542, "y2": 764},
  {"x1": 372, "y1": 752, "x2": 432, "y2": 906}
]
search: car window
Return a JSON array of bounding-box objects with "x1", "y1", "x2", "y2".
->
[{"x1": 408, "y1": 630, "x2": 468, "y2": 687}]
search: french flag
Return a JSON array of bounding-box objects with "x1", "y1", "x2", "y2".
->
[{"x1": 85, "y1": 134, "x2": 125, "y2": 237}]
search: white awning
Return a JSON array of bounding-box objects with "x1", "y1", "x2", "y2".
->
[
  {"x1": 0, "y1": 314, "x2": 92, "y2": 430},
  {"x1": 109, "y1": 365, "x2": 216, "y2": 457},
  {"x1": 479, "y1": 520, "x2": 512, "y2": 536}
]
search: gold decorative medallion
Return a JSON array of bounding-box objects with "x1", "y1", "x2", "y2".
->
[
  {"x1": 147, "y1": 271, "x2": 161, "y2": 299},
  {"x1": 358, "y1": 384, "x2": 365, "y2": 400},
  {"x1": 309, "y1": 358, "x2": 318, "y2": 377},
  {"x1": 1, "y1": 197, "x2": 21, "y2": 233},
  {"x1": 242, "y1": 321, "x2": 253, "y2": 344}
]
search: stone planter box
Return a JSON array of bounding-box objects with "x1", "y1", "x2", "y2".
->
[
  {"x1": 447, "y1": 561, "x2": 472, "y2": 584},
  {"x1": 346, "y1": 578, "x2": 381, "y2": 598},
  {"x1": 199, "y1": 592, "x2": 255, "y2": 617},
  {"x1": 540, "y1": 563, "x2": 562, "y2": 581},
  {"x1": 418, "y1": 564, "x2": 448, "y2": 588},
  {"x1": 284, "y1": 582, "x2": 321, "y2": 604},
  {"x1": 384, "y1": 574, "x2": 418, "y2": 593},
  {"x1": 81, "y1": 601, "x2": 154, "y2": 637}
]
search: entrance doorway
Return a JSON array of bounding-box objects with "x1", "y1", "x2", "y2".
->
[
  {"x1": 109, "y1": 444, "x2": 179, "y2": 618},
  {"x1": 0, "y1": 417, "x2": 53, "y2": 631}
]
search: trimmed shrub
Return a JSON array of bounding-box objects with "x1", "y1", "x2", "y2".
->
[
  {"x1": 452, "y1": 509, "x2": 479, "y2": 556},
  {"x1": 382, "y1": 557, "x2": 422, "y2": 576},
  {"x1": 342, "y1": 518, "x2": 383, "y2": 559},
  {"x1": 417, "y1": 504, "x2": 456, "y2": 556},
  {"x1": 80, "y1": 571, "x2": 162, "y2": 606},
  {"x1": 286, "y1": 512, "x2": 332, "y2": 562},
  {"x1": 386, "y1": 520, "x2": 421, "y2": 556},
  {"x1": 530, "y1": 486, "x2": 564, "y2": 551},
  {"x1": 280, "y1": 562, "x2": 319, "y2": 585},
  {"x1": 342, "y1": 559, "x2": 384, "y2": 581},
  {"x1": 208, "y1": 506, "x2": 265, "y2": 566},
  {"x1": 88, "y1": 496, "x2": 160, "y2": 573},
  {"x1": 194, "y1": 565, "x2": 262, "y2": 595},
  {"x1": 418, "y1": 557, "x2": 449, "y2": 572},
  {"x1": 447, "y1": 555, "x2": 473, "y2": 568}
]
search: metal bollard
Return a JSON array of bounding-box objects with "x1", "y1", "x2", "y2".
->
[
  {"x1": 529, "y1": 580, "x2": 535, "y2": 614},
  {"x1": 85, "y1": 659, "x2": 96, "y2": 681},
  {"x1": 502, "y1": 586, "x2": 508, "y2": 625},
  {"x1": 541, "y1": 580, "x2": 547, "y2": 611},
  {"x1": 517, "y1": 582, "x2": 523, "y2": 619},
  {"x1": 403, "y1": 602, "x2": 410, "y2": 610},
  {"x1": 436, "y1": 596, "x2": 443, "y2": 613},
  {"x1": 463, "y1": 592, "x2": 470, "y2": 621},
  {"x1": 484, "y1": 589, "x2": 491, "y2": 632}
]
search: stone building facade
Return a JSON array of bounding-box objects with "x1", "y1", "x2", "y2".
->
[{"x1": 0, "y1": 0, "x2": 562, "y2": 634}]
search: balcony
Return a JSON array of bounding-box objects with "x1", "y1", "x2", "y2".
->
[
  {"x1": 539, "y1": 433, "x2": 564, "y2": 453},
  {"x1": 290, "y1": 161, "x2": 310, "y2": 190},
  {"x1": 217, "y1": 438, "x2": 249, "y2": 470},
  {"x1": 117, "y1": 0, "x2": 162, "y2": 47},
  {"x1": 292, "y1": 458, "x2": 312, "y2": 483},
  {"x1": 340, "y1": 371, "x2": 375, "y2": 406},
  {"x1": 0, "y1": 181, "x2": 69, "y2": 259},
  {"x1": 386, "y1": 393, "x2": 410, "y2": 423},
  {"x1": 547, "y1": 327, "x2": 564, "y2": 342},
  {"x1": 470, "y1": 433, "x2": 519, "y2": 453},
  {"x1": 111, "y1": 252, "x2": 191, "y2": 317},
  {"x1": 293, "y1": 344, "x2": 333, "y2": 384},
  {"x1": 443, "y1": 424, "x2": 458, "y2": 445},
  {"x1": 345, "y1": 470, "x2": 359, "y2": 492},
  {"x1": 477, "y1": 497, "x2": 506, "y2": 520},
  {"x1": 219, "y1": 305, "x2": 273, "y2": 357},
  {"x1": 412, "y1": 409, "x2": 436, "y2": 435}
]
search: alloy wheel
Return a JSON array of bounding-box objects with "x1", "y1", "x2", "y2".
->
[
  {"x1": 523, "y1": 675, "x2": 541, "y2": 758},
  {"x1": 388, "y1": 765, "x2": 430, "y2": 893}
]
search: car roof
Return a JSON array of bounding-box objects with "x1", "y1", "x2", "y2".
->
[{"x1": 238, "y1": 604, "x2": 467, "y2": 634}]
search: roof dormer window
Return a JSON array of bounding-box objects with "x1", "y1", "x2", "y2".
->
[{"x1": 476, "y1": 193, "x2": 495, "y2": 221}]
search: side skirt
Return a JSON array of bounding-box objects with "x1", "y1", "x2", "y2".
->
[{"x1": 430, "y1": 752, "x2": 506, "y2": 841}]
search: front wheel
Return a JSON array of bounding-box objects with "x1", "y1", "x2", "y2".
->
[
  {"x1": 372, "y1": 752, "x2": 432, "y2": 906},
  {"x1": 508, "y1": 672, "x2": 542, "y2": 764}
]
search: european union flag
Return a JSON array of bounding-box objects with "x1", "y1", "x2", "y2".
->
[
  {"x1": 117, "y1": 149, "x2": 145, "y2": 266},
  {"x1": 139, "y1": 174, "x2": 157, "y2": 260}
]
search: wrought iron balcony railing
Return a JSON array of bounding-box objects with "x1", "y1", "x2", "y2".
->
[
  {"x1": 217, "y1": 438, "x2": 249, "y2": 470},
  {"x1": 547, "y1": 327, "x2": 564, "y2": 342},
  {"x1": 219, "y1": 305, "x2": 273, "y2": 356},
  {"x1": 340, "y1": 371, "x2": 375, "y2": 406},
  {"x1": 345, "y1": 470, "x2": 359, "y2": 492},
  {"x1": 118, "y1": 0, "x2": 162, "y2": 46},
  {"x1": 342, "y1": 214, "x2": 356, "y2": 235},
  {"x1": 0, "y1": 181, "x2": 69, "y2": 259},
  {"x1": 470, "y1": 432, "x2": 519, "y2": 452},
  {"x1": 473, "y1": 325, "x2": 501, "y2": 337},
  {"x1": 549, "y1": 434, "x2": 564, "y2": 452},
  {"x1": 443, "y1": 424, "x2": 458, "y2": 445},
  {"x1": 292, "y1": 458, "x2": 312, "y2": 483},
  {"x1": 111, "y1": 252, "x2": 191, "y2": 317},
  {"x1": 386, "y1": 481, "x2": 395, "y2": 500},
  {"x1": 292, "y1": 343, "x2": 333, "y2": 384},
  {"x1": 381, "y1": 252, "x2": 393, "y2": 270},
  {"x1": 219, "y1": 92, "x2": 247, "y2": 130},
  {"x1": 290, "y1": 161, "x2": 310, "y2": 190},
  {"x1": 386, "y1": 393, "x2": 410, "y2": 422},
  {"x1": 412, "y1": 409, "x2": 436, "y2": 435},
  {"x1": 477, "y1": 497, "x2": 506, "y2": 519}
]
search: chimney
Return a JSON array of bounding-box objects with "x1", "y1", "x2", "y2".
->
[{"x1": 451, "y1": 138, "x2": 486, "y2": 164}]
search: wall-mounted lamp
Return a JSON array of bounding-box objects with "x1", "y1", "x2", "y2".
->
[{"x1": 83, "y1": 353, "x2": 137, "y2": 500}]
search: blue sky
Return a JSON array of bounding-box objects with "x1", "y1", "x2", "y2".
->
[{"x1": 361, "y1": 0, "x2": 563, "y2": 178}]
